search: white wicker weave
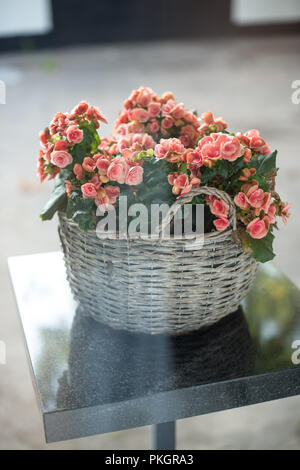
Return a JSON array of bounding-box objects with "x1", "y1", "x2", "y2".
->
[{"x1": 58, "y1": 187, "x2": 257, "y2": 335}]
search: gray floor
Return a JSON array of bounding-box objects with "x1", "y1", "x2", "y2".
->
[{"x1": 0, "y1": 35, "x2": 300, "y2": 449}]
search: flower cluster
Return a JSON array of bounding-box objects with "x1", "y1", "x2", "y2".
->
[
  {"x1": 38, "y1": 101, "x2": 107, "y2": 182},
  {"x1": 38, "y1": 88, "x2": 290, "y2": 262},
  {"x1": 113, "y1": 87, "x2": 202, "y2": 147}
]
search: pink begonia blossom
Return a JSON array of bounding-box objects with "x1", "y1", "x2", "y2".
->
[
  {"x1": 210, "y1": 199, "x2": 229, "y2": 219},
  {"x1": 148, "y1": 119, "x2": 160, "y2": 134},
  {"x1": 50, "y1": 150, "x2": 73, "y2": 168},
  {"x1": 267, "y1": 204, "x2": 277, "y2": 224},
  {"x1": 107, "y1": 157, "x2": 129, "y2": 184},
  {"x1": 234, "y1": 193, "x2": 250, "y2": 211},
  {"x1": 125, "y1": 166, "x2": 144, "y2": 186},
  {"x1": 129, "y1": 108, "x2": 150, "y2": 123},
  {"x1": 54, "y1": 140, "x2": 69, "y2": 151},
  {"x1": 219, "y1": 135, "x2": 244, "y2": 162},
  {"x1": 81, "y1": 183, "x2": 97, "y2": 199},
  {"x1": 281, "y1": 203, "x2": 291, "y2": 224},
  {"x1": 73, "y1": 163, "x2": 83, "y2": 180},
  {"x1": 186, "y1": 149, "x2": 202, "y2": 167},
  {"x1": 96, "y1": 158, "x2": 110, "y2": 175},
  {"x1": 66, "y1": 125, "x2": 83, "y2": 144},
  {"x1": 247, "y1": 186, "x2": 265, "y2": 209},
  {"x1": 214, "y1": 218, "x2": 230, "y2": 231},
  {"x1": 148, "y1": 102, "x2": 161, "y2": 117},
  {"x1": 246, "y1": 129, "x2": 271, "y2": 155},
  {"x1": 86, "y1": 105, "x2": 107, "y2": 123},
  {"x1": 82, "y1": 157, "x2": 96, "y2": 173},
  {"x1": 174, "y1": 174, "x2": 189, "y2": 189},
  {"x1": 247, "y1": 217, "x2": 270, "y2": 239},
  {"x1": 161, "y1": 116, "x2": 174, "y2": 129},
  {"x1": 105, "y1": 185, "x2": 120, "y2": 203}
]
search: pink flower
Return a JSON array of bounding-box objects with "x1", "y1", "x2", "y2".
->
[
  {"x1": 127, "y1": 121, "x2": 145, "y2": 133},
  {"x1": 161, "y1": 99, "x2": 176, "y2": 116},
  {"x1": 117, "y1": 137, "x2": 131, "y2": 153},
  {"x1": 82, "y1": 157, "x2": 96, "y2": 173},
  {"x1": 198, "y1": 136, "x2": 213, "y2": 149},
  {"x1": 142, "y1": 134, "x2": 155, "y2": 149},
  {"x1": 129, "y1": 108, "x2": 150, "y2": 123},
  {"x1": 243, "y1": 148, "x2": 252, "y2": 163},
  {"x1": 148, "y1": 102, "x2": 161, "y2": 117},
  {"x1": 155, "y1": 140, "x2": 170, "y2": 160},
  {"x1": 81, "y1": 183, "x2": 97, "y2": 199},
  {"x1": 214, "y1": 218, "x2": 230, "y2": 231},
  {"x1": 201, "y1": 143, "x2": 221, "y2": 167},
  {"x1": 50, "y1": 150, "x2": 73, "y2": 168},
  {"x1": 161, "y1": 116, "x2": 174, "y2": 129},
  {"x1": 96, "y1": 158, "x2": 110, "y2": 175},
  {"x1": 66, "y1": 125, "x2": 83, "y2": 144},
  {"x1": 206, "y1": 195, "x2": 217, "y2": 206},
  {"x1": 136, "y1": 87, "x2": 153, "y2": 107},
  {"x1": 125, "y1": 166, "x2": 144, "y2": 186},
  {"x1": 95, "y1": 194, "x2": 112, "y2": 212},
  {"x1": 87, "y1": 106, "x2": 107, "y2": 123},
  {"x1": 234, "y1": 192, "x2": 250, "y2": 210},
  {"x1": 239, "y1": 167, "x2": 257, "y2": 182},
  {"x1": 170, "y1": 103, "x2": 185, "y2": 119},
  {"x1": 90, "y1": 174, "x2": 102, "y2": 189},
  {"x1": 186, "y1": 149, "x2": 202, "y2": 167},
  {"x1": 219, "y1": 135, "x2": 243, "y2": 162},
  {"x1": 210, "y1": 199, "x2": 229, "y2": 218},
  {"x1": 179, "y1": 135, "x2": 190, "y2": 147},
  {"x1": 246, "y1": 129, "x2": 271, "y2": 155},
  {"x1": 148, "y1": 119, "x2": 160, "y2": 134},
  {"x1": 65, "y1": 180, "x2": 73, "y2": 198},
  {"x1": 107, "y1": 157, "x2": 129, "y2": 184},
  {"x1": 74, "y1": 163, "x2": 83, "y2": 180},
  {"x1": 247, "y1": 217, "x2": 270, "y2": 239},
  {"x1": 201, "y1": 111, "x2": 214, "y2": 125},
  {"x1": 281, "y1": 203, "x2": 291, "y2": 223},
  {"x1": 168, "y1": 173, "x2": 178, "y2": 185},
  {"x1": 174, "y1": 174, "x2": 189, "y2": 189},
  {"x1": 54, "y1": 140, "x2": 69, "y2": 151},
  {"x1": 169, "y1": 138, "x2": 184, "y2": 154},
  {"x1": 267, "y1": 204, "x2": 276, "y2": 224},
  {"x1": 181, "y1": 125, "x2": 196, "y2": 140},
  {"x1": 179, "y1": 185, "x2": 193, "y2": 197},
  {"x1": 247, "y1": 186, "x2": 265, "y2": 208},
  {"x1": 261, "y1": 192, "x2": 271, "y2": 213},
  {"x1": 39, "y1": 129, "x2": 49, "y2": 146},
  {"x1": 105, "y1": 185, "x2": 120, "y2": 203},
  {"x1": 160, "y1": 91, "x2": 175, "y2": 103}
]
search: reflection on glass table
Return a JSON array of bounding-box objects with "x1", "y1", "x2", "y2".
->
[{"x1": 8, "y1": 252, "x2": 300, "y2": 445}]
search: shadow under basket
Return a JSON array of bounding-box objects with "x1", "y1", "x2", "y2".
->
[{"x1": 58, "y1": 187, "x2": 257, "y2": 335}]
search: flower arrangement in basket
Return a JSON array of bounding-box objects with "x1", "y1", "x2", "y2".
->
[{"x1": 37, "y1": 87, "x2": 290, "y2": 334}]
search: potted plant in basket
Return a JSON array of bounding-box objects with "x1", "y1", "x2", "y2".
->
[{"x1": 37, "y1": 87, "x2": 290, "y2": 335}]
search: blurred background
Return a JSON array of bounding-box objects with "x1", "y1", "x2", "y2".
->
[{"x1": 0, "y1": 0, "x2": 300, "y2": 450}]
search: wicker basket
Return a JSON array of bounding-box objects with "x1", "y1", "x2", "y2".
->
[{"x1": 58, "y1": 187, "x2": 257, "y2": 335}]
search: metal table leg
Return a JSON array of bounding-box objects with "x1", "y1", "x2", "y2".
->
[{"x1": 153, "y1": 421, "x2": 176, "y2": 450}]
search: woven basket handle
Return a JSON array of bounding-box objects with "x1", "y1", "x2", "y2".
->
[{"x1": 159, "y1": 186, "x2": 237, "y2": 236}]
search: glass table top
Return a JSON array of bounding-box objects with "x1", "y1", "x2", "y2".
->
[{"x1": 8, "y1": 252, "x2": 300, "y2": 443}]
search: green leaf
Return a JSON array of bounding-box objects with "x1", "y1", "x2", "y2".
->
[
  {"x1": 70, "y1": 123, "x2": 100, "y2": 166},
  {"x1": 40, "y1": 173, "x2": 68, "y2": 221},
  {"x1": 244, "y1": 230, "x2": 275, "y2": 263},
  {"x1": 249, "y1": 150, "x2": 277, "y2": 176},
  {"x1": 72, "y1": 210, "x2": 96, "y2": 231},
  {"x1": 65, "y1": 193, "x2": 97, "y2": 231}
]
